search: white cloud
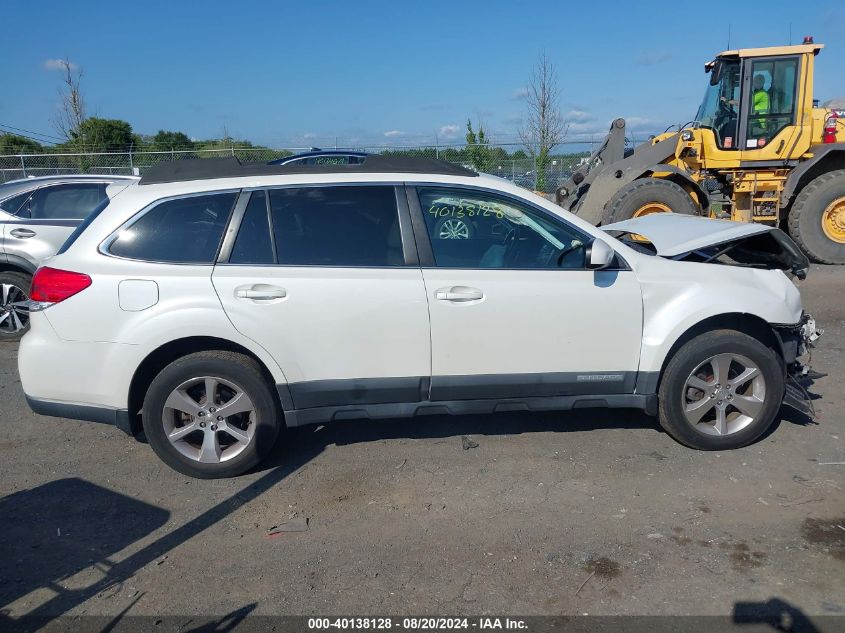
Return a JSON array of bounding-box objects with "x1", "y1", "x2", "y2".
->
[
  {"x1": 438, "y1": 124, "x2": 460, "y2": 139},
  {"x1": 302, "y1": 132, "x2": 317, "y2": 139},
  {"x1": 43, "y1": 58, "x2": 77, "y2": 71},
  {"x1": 383, "y1": 130, "x2": 404, "y2": 137},
  {"x1": 564, "y1": 109, "x2": 593, "y2": 124},
  {"x1": 511, "y1": 86, "x2": 529, "y2": 100},
  {"x1": 624, "y1": 116, "x2": 659, "y2": 128}
]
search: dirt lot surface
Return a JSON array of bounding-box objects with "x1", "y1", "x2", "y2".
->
[{"x1": 0, "y1": 265, "x2": 843, "y2": 625}]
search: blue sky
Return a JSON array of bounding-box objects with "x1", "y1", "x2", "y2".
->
[{"x1": 2, "y1": 0, "x2": 844, "y2": 149}]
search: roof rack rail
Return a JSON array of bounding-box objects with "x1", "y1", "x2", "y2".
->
[{"x1": 139, "y1": 155, "x2": 477, "y2": 185}]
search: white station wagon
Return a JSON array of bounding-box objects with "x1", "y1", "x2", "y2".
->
[{"x1": 19, "y1": 157, "x2": 819, "y2": 478}]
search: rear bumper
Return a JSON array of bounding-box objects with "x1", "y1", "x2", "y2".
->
[
  {"x1": 25, "y1": 395, "x2": 133, "y2": 435},
  {"x1": 18, "y1": 312, "x2": 136, "y2": 412}
]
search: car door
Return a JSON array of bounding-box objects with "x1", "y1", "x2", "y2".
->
[
  {"x1": 212, "y1": 185, "x2": 431, "y2": 410},
  {"x1": 410, "y1": 185, "x2": 644, "y2": 401},
  {"x1": 4, "y1": 182, "x2": 107, "y2": 268}
]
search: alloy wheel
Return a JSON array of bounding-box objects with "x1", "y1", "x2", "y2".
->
[
  {"x1": 162, "y1": 376, "x2": 256, "y2": 463},
  {"x1": 0, "y1": 283, "x2": 30, "y2": 334},
  {"x1": 682, "y1": 353, "x2": 766, "y2": 436},
  {"x1": 438, "y1": 218, "x2": 470, "y2": 239}
]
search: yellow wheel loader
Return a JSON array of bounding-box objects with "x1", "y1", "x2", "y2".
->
[{"x1": 556, "y1": 38, "x2": 845, "y2": 264}]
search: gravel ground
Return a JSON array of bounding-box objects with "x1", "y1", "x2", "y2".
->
[{"x1": 0, "y1": 265, "x2": 842, "y2": 625}]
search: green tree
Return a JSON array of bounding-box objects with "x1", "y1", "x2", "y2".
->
[
  {"x1": 0, "y1": 133, "x2": 43, "y2": 155},
  {"x1": 71, "y1": 118, "x2": 134, "y2": 151},
  {"x1": 152, "y1": 130, "x2": 193, "y2": 149},
  {"x1": 465, "y1": 118, "x2": 492, "y2": 172}
]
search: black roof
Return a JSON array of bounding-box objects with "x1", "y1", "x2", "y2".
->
[{"x1": 139, "y1": 156, "x2": 477, "y2": 185}]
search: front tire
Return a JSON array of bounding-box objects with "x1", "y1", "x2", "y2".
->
[
  {"x1": 0, "y1": 271, "x2": 32, "y2": 342},
  {"x1": 658, "y1": 330, "x2": 784, "y2": 450},
  {"x1": 603, "y1": 178, "x2": 699, "y2": 223},
  {"x1": 788, "y1": 169, "x2": 845, "y2": 264},
  {"x1": 142, "y1": 351, "x2": 281, "y2": 478}
]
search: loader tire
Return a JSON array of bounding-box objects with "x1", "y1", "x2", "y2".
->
[
  {"x1": 788, "y1": 169, "x2": 845, "y2": 265},
  {"x1": 603, "y1": 178, "x2": 699, "y2": 224}
]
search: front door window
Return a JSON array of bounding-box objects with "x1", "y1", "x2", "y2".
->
[{"x1": 418, "y1": 187, "x2": 589, "y2": 269}]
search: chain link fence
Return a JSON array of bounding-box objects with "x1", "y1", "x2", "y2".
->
[{"x1": 0, "y1": 138, "x2": 645, "y2": 192}]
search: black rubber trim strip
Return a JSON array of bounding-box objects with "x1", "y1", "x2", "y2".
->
[
  {"x1": 287, "y1": 376, "x2": 427, "y2": 409},
  {"x1": 634, "y1": 371, "x2": 660, "y2": 396},
  {"x1": 283, "y1": 372, "x2": 640, "y2": 410},
  {"x1": 283, "y1": 393, "x2": 657, "y2": 427},
  {"x1": 25, "y1": 396, "x2": 133, "y2": 435},
  {"x1": 430, "y1": 371, "x2": 637, "y2": 400}
]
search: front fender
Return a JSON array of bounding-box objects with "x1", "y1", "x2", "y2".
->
[{"x1": 634, "y1": 260, "x2": 802, "y2": 373}]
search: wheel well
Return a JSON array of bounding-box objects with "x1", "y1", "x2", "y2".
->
[
  {"x1": 787, "y1": 151, "x2": 845, "y2": 206},
  {"x1": 656, "y1": 313, "x2": 782, "y2": 390},
  {"x1": 0, "y1": 263, "x2": 32, "y2": 276},
  {"x1": 127, "y1": 336, "x2": 280, "y2": 436}
]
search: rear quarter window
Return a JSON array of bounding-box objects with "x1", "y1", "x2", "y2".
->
[{"x1": 108, "y1": 192, "x2": 237, "y2": 263}]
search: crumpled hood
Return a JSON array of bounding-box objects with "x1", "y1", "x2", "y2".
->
[
  {"x1": 603, "y1": 214, "x2": 771, "y2": 256},
  {"x1": 602, "y1": 213, "x2": 809, "y2": 278}
]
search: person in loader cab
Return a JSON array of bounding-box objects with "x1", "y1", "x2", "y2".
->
[{"x1": 751, "y1": 74, "x2": 770, "y2": 140}]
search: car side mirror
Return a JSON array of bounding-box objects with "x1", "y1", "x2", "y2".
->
[{"x1": 586, "y1": 239, "x2": 614, "y2": 270}]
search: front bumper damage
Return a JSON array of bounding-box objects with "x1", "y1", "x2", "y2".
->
[{"x1": 772, "y1": 313, "x2": 823, "y2": 417}]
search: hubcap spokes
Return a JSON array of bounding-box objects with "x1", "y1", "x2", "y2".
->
[
  {"x1": 682, "y1": 353, "x2": 766, "y2": 437},
  {"x1": 162, "y1": 376, "x2": 256, "y2": 463},
  {"x1": 439, "y1": 219, "x2": 470, "y2": 239},
  {"x1": 0, "y1": 284, "x2": 30, "y2": 333}
]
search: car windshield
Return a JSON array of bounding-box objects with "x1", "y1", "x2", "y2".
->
[{"x1": 696, "y1": 59, "x2": 741, "y2": 147}]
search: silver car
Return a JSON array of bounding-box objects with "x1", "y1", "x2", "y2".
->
[{"x1": 0, "y1": 174, "x2": 138, "y2": 340}]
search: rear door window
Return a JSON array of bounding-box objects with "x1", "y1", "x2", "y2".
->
[
  {"x1": 109, "y1": 192, "x2": 237, "y2": 263},
  {"x1": 268, "y1": 186, "x2": 403, "y2": 266},
  {"x1": 230, "y1": 191, "x2": 275, "y2": 264},
  {"x1": 25, "y1": 183, "x2": 106, "y2": 219},
  {"x1": 0, "y1": 191, "x2": 32, "y2": 215}
]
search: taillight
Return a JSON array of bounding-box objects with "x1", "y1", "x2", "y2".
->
[
  {"x1": 30, "y1": 267, "x2": 92, "y2": 306},
  {"x1": 823, "y1": 112, "x2": 838, "y2": 144}
]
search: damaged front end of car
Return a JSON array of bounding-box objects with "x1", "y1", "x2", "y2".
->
[
  {"x1": 773, "y1": 314, "x2": 824, "y2": 417},
  {"x1": 603, "y1": 214, "x2": 810, "y2": 279},
  {"x1": 602, "y1": 213, "x2": 822, "y2": 416}
]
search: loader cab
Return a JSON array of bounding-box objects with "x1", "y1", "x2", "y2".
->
[{"x1": 695, "y1": 43, "x2": 821, "y2": 163}]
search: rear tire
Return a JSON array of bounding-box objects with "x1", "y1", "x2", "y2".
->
[
  {"x1": 142, "y1": 351, "x2": 281, "y2": 478},
  {"x1": 658, "y1": 330, "x2": 784, "y2": 450},
  {"x1": 603, "y1": 178, "x2": 699, "y2": 223},
  {"x1": 0, "y1": 271, "x2": 32, "y2": 342},
  {"x1": 787, "y1": 169, "x2": 845, "y2": 264}
]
